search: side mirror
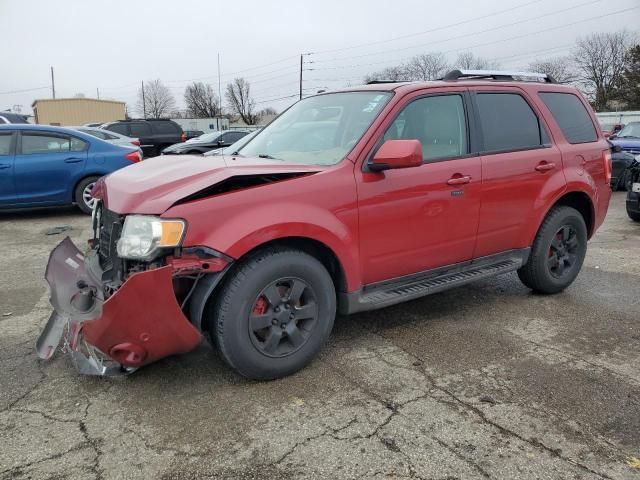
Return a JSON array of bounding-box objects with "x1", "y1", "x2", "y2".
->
[
  {"x1": 369, "y1": 139, "x2": 423, "y2": 172},
  {"x1": 609, "y1": 134, "x2": 617, "y2": 140}
]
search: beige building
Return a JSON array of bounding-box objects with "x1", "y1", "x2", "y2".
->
[{"x1": 31, "y1": 98, "x2": 126, "y2": 126}]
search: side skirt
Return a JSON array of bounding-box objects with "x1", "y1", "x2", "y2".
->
[{"x1": 338, "y1": 248, "x2": 530, "y2": 315}]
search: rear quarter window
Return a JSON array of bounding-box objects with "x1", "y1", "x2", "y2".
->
[
  {"x1": 538, "y1": 92, "x2": 598, "y2": 144},
  {"x1": 476, "y1": 93, "x2": 545, "y2": 152},
  {"x1": 105, "y1": 123, "x2": 129, "y2": 136},
  {"x1": 152, "y1": 121, "x2": 181, "y2": 134}
]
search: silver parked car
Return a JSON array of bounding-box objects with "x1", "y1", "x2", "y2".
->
[{"x1": 70, "y1": 126, "x2": 144, "y2": 158}]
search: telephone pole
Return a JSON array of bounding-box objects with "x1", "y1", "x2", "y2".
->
[
  {"x1": 217, "y1": 53, "x2": 222, "y2": 117},
  {"x1": 50, "y1": 66, "x2": 56, "y2": 99},
  {"x1": 141, "y1": 80, "x2": 146, "y2": 119},
  {"x1": 299, "y1": 55, "x2": 303, "y2": 100},
  {"x1": 96, "y1": 88, "x2": 100, "y2": 99}
]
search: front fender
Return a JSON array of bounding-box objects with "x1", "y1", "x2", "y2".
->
[{"x1": 200, "y1": 202, "x2": 359, "y2": 291}]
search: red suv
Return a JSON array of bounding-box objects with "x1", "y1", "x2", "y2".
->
[{"x1": 37, "y1": 70, "x2": 612, "y2": 379}]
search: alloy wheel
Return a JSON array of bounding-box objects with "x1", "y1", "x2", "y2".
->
[
  {"x1": 248, "y1": 277, "x2": 319, "y2": 358},
  {"x1": 547, "y1": 225, "x2": 579, "y2": 278},
  {"x1": 82, "y1": 182, "x2": 97, "y2": 210}
]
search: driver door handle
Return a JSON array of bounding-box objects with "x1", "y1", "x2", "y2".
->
[
  {"x1": 535, "y1": 162, "x2": 555, "y2": 172},
  {"x1": 447, "y1": 175, "x2": 472, "y2": 185},
  {"x1": 0, "y1": 163, "x2": 10, "y2": 170},
  {"x1": 64, "y1": 157, "x2": 83, "y2": 163}
]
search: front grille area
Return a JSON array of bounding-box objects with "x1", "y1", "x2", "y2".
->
[{"x1": 96, "y1": 206, "x2": 124, "y2": 281}]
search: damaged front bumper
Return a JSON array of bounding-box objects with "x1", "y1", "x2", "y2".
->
[{"x1": 36, "y1": 237, "x2": 202, "y2": 375}]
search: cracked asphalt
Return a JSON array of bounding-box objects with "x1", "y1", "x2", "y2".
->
[{"x1": 1, "y1": 192, "x2": 639, "y2": 479}]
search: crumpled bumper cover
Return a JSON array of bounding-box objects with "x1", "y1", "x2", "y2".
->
[{"x1": 36, "y1": 237, "x2": 201, "y2": 375}]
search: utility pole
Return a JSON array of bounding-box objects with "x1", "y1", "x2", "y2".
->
[
  {"x1": 96, "y1": 88, "x2": 100, "y2": 99},
  {"x1": 141, "y1": 80, "x2": 146, "y2": 119},
  {"x1": 50, "y1": 66, "x2": 56, "y2": 99},
  {"x1": 217, "y1": 53, "x2": 222, "y2": 118},
  {"x1": 299, "y1": 55, "x2": 303, "y2": 100}
]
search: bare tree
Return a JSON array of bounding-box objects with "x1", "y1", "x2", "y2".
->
[
  {"x1": 225, "y1": 78, "x2": 258, "y2": 125},
  {"x1": 454, "y1": 51, "x2": 499, "y2": 70},
  {"x1": 572, "y1": 30, "x2": 634, "y2": 110},
  {"x1": 405, "y1": 52, "x2": 449, "y2": 80},
  {"x1": 364, "y1": 65, "x2": 410, "y2": 83},
  {"x1": 527, "y1": 57, "x2": 577, "y2": 84},
  {"x1": 136, "y1": 79, "x2": 176, "y2": 118},
  {"x1": 184, "y1": 82, "x2": 221, "y2": 118}
]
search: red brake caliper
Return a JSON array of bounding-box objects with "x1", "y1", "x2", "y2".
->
[{"x1": 253, "y1": 296, "x2": 268, "y2": 316}]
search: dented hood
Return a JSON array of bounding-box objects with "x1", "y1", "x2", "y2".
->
[{"x1": 99, "y1": 154, "x2": 323, "y2": 214}]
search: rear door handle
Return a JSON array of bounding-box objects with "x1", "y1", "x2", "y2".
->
[
  {"x1": 535, "y1": 162, "x2": 555, "y2": 172},
  {"x1": 64, "y1": 157, "x2": 83, "y2": 163},
  {"x1": 447, "y1": 175, "x2": 472, "y2": 185},
  {"x1": 0, "y1": 163, "x2": 10, "y2": 170}
]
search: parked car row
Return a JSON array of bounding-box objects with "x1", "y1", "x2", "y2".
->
[
  {"x1": 0, "y1": 124, "x2": 141, "y2": 213},
  {"x1": 162, "y1": 130, "x2": 251, "y2": 155}
]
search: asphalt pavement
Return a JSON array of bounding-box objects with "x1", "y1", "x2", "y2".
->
[{"x1": 1, "y1": 193, "x2": 639, "y2": 479}]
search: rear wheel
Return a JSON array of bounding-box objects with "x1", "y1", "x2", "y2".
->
[
  {"x1": 518, "y1": 206, "x2": 587, "y2": 294},
  {"x1": 74, "y1": 176, "x2": 100, "y2": 214},
  {"x1": 209, "y1": 247, "x2": 336, "y2": 380}
]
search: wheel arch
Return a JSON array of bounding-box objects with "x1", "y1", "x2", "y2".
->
[
  {"x1": 72, "y1": 173, "x2": 102, "y2": 203},
  {"x1": 191, "y1": 236, "x2": 348, "y2": 333},
  {"x1": 543, "y1": 190, "x2": 595, "y2": 238}
]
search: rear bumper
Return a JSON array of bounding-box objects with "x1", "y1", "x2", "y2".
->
[{"x1": 36, "y1": 237, "x2": 201, "y2": 375}]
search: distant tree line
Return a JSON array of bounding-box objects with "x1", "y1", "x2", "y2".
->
[
  {"x1": 364, "y1": 30, "x2": 639, "y2": 111},
  {"x1": 133, "y1": 77, "x2": 277, "y2": 125}
]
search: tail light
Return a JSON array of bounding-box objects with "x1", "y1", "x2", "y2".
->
[
  {"x1": 131, "y1": 140, "x2": 141, "y2": 146},
  {"x1": 603, "y1": 149, "x2": 612, "y2": 185},
  {"x1": 181, "y1": 133, "x2": 186, "y2": 142},
  {"x1": 126, "y1": 151, "x2": 141, "y2": 163}
]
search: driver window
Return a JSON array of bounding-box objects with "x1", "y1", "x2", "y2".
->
[{"x1": 384, "y1": 95, "x2": 468, "y2": 162}]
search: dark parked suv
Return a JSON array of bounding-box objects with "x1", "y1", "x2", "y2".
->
[
  {"x1": 38, "y1": 70, "x2": 612, "y2": 380},
  {"x1": 101, "y1": 119, "x2": 183, "y2": 157}
]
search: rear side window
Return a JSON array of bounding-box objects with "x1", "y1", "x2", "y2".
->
[
  {"x1": 106, "y1": 123, "x2": 129, "y2": 136},
  {"x1": 129, "y1": 123, "x2": 152, "y2": 137},
  {"x1": 152, "y1": 121, "x2": 180, "y2": 134},
  {"x1": 476, "y1": 93, "x2": 544, "y2": 152},
  {"x1": 21, "y1": 133, "x2": 86, "y2": 154},
  {"x1": 0, "y1": 132, "x2": 13, "y2": 155},
  {"x1": 539, "y1": 92, "x2": 598, "y2": 144}
]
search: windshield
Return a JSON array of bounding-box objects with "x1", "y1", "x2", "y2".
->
[
  {"x1": 239, "y1": 91, "x2": 392, "y2": 165},
  {"x1": 191, "y1": 132, "x2": 221, "y2": 143},
  {"x1": 617, "y1": 123, "x2": 640, "y2": 138}
]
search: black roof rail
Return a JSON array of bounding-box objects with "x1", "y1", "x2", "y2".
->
[
  {"x1": 441, "y1": 69, "x2": 557, "y2": 84},
  {"x1": 366, "y1": 80, "x2": 408, "y2": 85}
]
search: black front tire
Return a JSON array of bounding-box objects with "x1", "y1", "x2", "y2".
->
[
  {"x1": 209, "y1": 247, "x2": 336, "y2": 380},
  {"x1": 74, "y1": 176, "x2": 100, "y2": 215},
  {"x1": 518, "y1": 206, "x2": 587, "y2": 294}
]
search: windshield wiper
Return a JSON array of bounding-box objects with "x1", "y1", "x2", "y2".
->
[
  {"x1": 618, "y1": 135, "x2": 639, "y2": 139},
  {"x1": 258, "y1": 154, "x2": 277, "y2": 159}
]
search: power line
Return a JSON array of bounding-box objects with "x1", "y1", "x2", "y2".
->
[
  {"x1": 310, "y1": 5, "x2": 638, "y2": 74},
  {"x1": 311, "y1": 0, "x2": 600, "y2": 65},
  {"x1": 0, "y1": 86, "x2": 49, "y2": 95},
  {"x1": 311, "y1": 0, "x2": 547, "y2": 56}
]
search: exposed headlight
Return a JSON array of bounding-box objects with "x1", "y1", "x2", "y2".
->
[{"x1": 116, "y1": 215, "x2": 185, "y2": 260}]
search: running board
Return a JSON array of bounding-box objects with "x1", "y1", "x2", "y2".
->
[{"x1": 339, "y1": 249, "x2": 529, "y2": 314}]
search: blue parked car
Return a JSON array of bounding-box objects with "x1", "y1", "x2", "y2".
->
[
  {"x1": 610, "y1": 122, "x2": 640, "y2": 157},
  {"x1": 0, "y1": 124, "x2": 140, "y2": 214}
]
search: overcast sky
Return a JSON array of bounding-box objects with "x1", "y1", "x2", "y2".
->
[{"x1": 1, "y1": 0, "x2": 638, "y2": 116}]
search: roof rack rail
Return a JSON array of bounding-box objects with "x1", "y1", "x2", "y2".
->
[
  {"x1": 366, "y1": 80, "x2": 407, "y2": 85},
  {"x1": 441, "y1": 69, "x2": 556, "y2": 84}
]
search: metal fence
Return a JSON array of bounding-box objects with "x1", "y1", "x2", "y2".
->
[{"x1": 596, "y1": 111, "x2": 640, "y2": 131}]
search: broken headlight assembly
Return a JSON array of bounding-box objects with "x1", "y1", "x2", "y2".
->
[{"x1": 116, "y1": 215, "x2": 186, "y2": 261}]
